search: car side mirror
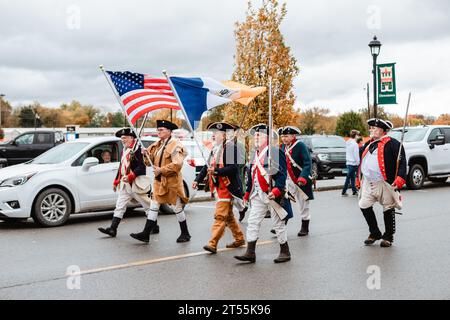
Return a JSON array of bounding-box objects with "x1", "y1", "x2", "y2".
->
[
  {"x1": 82, "y1": 157, "x2": 99, "y2": 171},
  {"x1": 430, "y1": 134, "x2": 445, "y2": 148},
  {"x1": 11, "y1": 140, "x2": 17, "y2": 146}
]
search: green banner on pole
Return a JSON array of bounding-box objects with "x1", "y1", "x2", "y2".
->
[{"x1": 377, "y1": 63, "x2": 397, "y2": 104}]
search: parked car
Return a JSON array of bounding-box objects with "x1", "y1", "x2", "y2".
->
[
  {"x1": 297, "y1": 135, "x2": 347, "y2": 180},
  {"x1": 388, "y1": 125, "x2": 450, "y2": 189},
  {"x1": 0, "y1": 130, "x2": 65, "y2": 166},
  {"x1": 0, "y1": 136, "x2": 198, "y2": 227}
]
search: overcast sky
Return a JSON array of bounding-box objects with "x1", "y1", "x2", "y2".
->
[{"x1": 1, "y1": 0, "x2": 449, "y2": 116}]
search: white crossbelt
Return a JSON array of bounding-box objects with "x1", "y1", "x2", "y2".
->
[{"x1": 252, "y1": 145, "x2": 270, "y2": 184}]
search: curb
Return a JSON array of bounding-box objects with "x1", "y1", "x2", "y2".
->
[{"x1": 190, "y1": 185, "x2": 345, "y2": 203}]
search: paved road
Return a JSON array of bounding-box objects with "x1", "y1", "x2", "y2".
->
[{"x1": 1, "y1": 182, "x2": 449, "y2": 300}]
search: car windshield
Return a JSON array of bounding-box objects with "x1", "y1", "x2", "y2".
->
[
  {"x1": 311, "y1": 136, "x2": 346, "y2": 149},
  {"x1": 30, "y1": 142, "x2": 89, "y2": 164},
  {"x1": 389, "y1": 128, "x2": 428, "y2": 142}
]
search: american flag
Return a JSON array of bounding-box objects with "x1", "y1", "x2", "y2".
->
[{"x1": 106, "y1": 71, "x2": 180, "y2": 124}]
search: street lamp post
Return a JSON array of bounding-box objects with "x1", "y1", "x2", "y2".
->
[
  {"x1": 368, "y1": 36, "x2": 382, "y2": 118},
  {"x1": 0, "y1": 94, "x2": 5, "y2": 127}
]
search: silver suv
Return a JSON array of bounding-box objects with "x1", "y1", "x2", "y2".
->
[{"x1": 389, "y1": 125, "x2": 450, "y2": 189}]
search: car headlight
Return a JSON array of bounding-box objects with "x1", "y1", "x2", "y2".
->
[
  {"x1": 317, "y1": 153, "x2": 330, "y2": 161},
  {"x1": 0, "y1": 173, "x2": 36, "y2": 187}
]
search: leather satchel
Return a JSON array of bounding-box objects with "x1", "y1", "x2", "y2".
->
[{"x1": 131, "y1": 175, "x2": 151, "y2": 194}]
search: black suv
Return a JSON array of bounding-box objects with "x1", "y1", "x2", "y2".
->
[
  {"x1": 0, "y1": 130, "x2": 65, "y2": 167},
  {"x1": 297, "y1": 135, "x2": 347, "y2": 180}
]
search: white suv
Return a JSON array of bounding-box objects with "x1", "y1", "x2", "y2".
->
[
  {"x1": 0, "y1": 136, "x2": 199, "y2": 227},
  {"x1": 389, "y1": 125, "x2": 450, "y2": 189}
]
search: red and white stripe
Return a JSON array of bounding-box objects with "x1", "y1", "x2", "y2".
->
[{"x1": 122, "y1": 75, "x2": 180, "y2": 124}]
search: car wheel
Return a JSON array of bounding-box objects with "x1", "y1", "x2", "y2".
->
[
  {"x1": 406, "y1": 164, "x2": 425, "y2": 190},
  {"x1": 32, "y1": 188, "x2": 72, "y2": 227},
  {"x1": 429, "y1": 177, "x2": 448, "y2": 183},
  {"x1": 311, "y1": 162, "x2": 321, "y2": 180}
]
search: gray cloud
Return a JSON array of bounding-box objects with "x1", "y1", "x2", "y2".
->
[{"x1": 1, "y1": 0, "x2": 449, "y2": 116}]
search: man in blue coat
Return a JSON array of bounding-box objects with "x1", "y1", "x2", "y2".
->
[
  {"x1": 279, "y1": 126, "x2": 314, "y2": 237},
  {"x1": 234, "y1": 124, "x2": 292, "y2": 264},
  {"x1": 193, "y1": 122, "x2": 246, "y2": 254}
]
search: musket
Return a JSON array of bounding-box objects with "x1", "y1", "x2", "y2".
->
[
  {"x1": 389, "y1": 92, "x2": 411, "y2": 216},
  {"x1": 395, "y1": 92, "x2": 411, "y2": 178}
]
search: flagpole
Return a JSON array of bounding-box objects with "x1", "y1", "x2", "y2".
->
[
  {"x1": 268, "y1": 78, "x2": 273, "y2": 175},
  {"x1": 138, "y1": 112, "x2": 149, "y2": 137},
  {"x1": 162, "y1": 70, "x2": 209, "y2": 165},
  {"x1": 99, "y1": 65, "x2": 153, "y2": 166},
  {"x1": 395, "y1": 92, "x2": 411, "y2": 178}
]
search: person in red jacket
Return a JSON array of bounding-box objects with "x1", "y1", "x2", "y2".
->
[
  {"x1": 357, "y1": 118, "x2": 406, "y2": 247},
  {"x1": 98, "y1": 128, "x2": 151, "y2": 237}
]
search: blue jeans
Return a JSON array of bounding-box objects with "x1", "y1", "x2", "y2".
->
[{"x1": 342, "y1": 165, "x2": 358, "y2": 194}]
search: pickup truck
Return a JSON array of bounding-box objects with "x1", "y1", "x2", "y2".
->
[
  {"x1": 0, "y1": 130, "x2": 65, "y2": 167},
  {"x1": 389, "y1": 125, "x2": 450, "y2": 189}
]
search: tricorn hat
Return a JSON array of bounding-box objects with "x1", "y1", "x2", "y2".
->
[
  {"x1": 279, "y1": 126, "x2": 301, "y2": 135},
  {"x1": 367, "y1": 118, "x2": 393, "y2": 131},
  {"x1": 207, "y1": 122, "x2": 235, "y2": 132},
  {"x1": 115, "y1": 127, "x2": 136, "y2": 138},
  {"x1": 156, "y1": 119, "x2": 178, "y2": 131}
]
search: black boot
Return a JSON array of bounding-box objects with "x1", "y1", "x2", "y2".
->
[
  {"x1": 239, "y1": 207, "x2": 248, "y2": 222},
  {"x1": 98, "y1": 217, "x2": 121, "y2": 237},
  {"x1": 361, "y1": 207, "x2": 382, "y2": 245},
  {"x1": 381, "y1": 209, "x2": 396, "y2": 247},
  {"x1": 234, "y1": 240, "x2": 256, "y2": 263},
  {"x1": 130, "y1": 219, "x2": 156, "y2": 243},
  {"x1": 274, "y1": 242, "x2": 291, "y2": 263},
  {"x1": 176, "y1": 220, "x2": 191, "y2": 243},
  {"x1": 298, "y1": 220, "x2": 310, "y2": 237},
  {"x1": 150, "y1": 221, "x2": 160, "y2": 234}
]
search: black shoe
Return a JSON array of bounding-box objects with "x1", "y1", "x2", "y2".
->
[
  {"x1": 298, "y1": 220, "x2": 309, "y2": 237},
  {"x1": 274, "y1": 242, "x2": 291, "y2": 263},
  {"x1": 130, "y1": 219, "x2": 156, "y2": 243},
  {"x1": 341, "y1": 192, "x2": 348, "y2": 197},
  {"x1": 98, "y1": 217, "x2": 121, "y2": 237},
  {"x1": 239, "y1": 207, "x2": 248, "y2": 222},
  {"x1": 203, "y1": 245, "x2": 217, "y2": 254},
  {"x1": 177, "y1": 220, "x2": 191, "y2": 243},
  {"x1": 234, "y1": 241, "x2": 256, "y2": 263},
  {"x1": 364, "y1": 233, "x2": 382, "y2": 245},
  {"x1": 352, "y1": 191, "x2": 358, "y2": 196},
  {"x1": 270, "y1": 229, "x2": 276, "y2": 234}
]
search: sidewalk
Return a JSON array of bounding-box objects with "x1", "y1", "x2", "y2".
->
[{"x1": 192, "y1": 176, "x2": 346, "y2": 202}]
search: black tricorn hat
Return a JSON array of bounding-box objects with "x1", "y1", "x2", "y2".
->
[
  {"x1": 248, "y1": 124, "x2": 278, "y2": 138},
  {"x1": 207, "y1": 122, "x2": 235, "y2": 131},
  {"x1": 248, "y1": 123, "x2": 268, "y2": 136},
  {"x1": 367, "y1": 118, "x2": 393, "y2": 131},
  {"x1": 115, "y1": 127, "x2": 136, "y2": 138},
  {"x1": 279, "y1": 126, "x2": 301, "y2": 135},
  {"x1": 156, "y1": 119, "x2": 178, "y2": 131}
]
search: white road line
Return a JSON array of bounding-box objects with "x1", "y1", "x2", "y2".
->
[{"x1": 69, "y1": 240, "x2": 275, "y2": 277}]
